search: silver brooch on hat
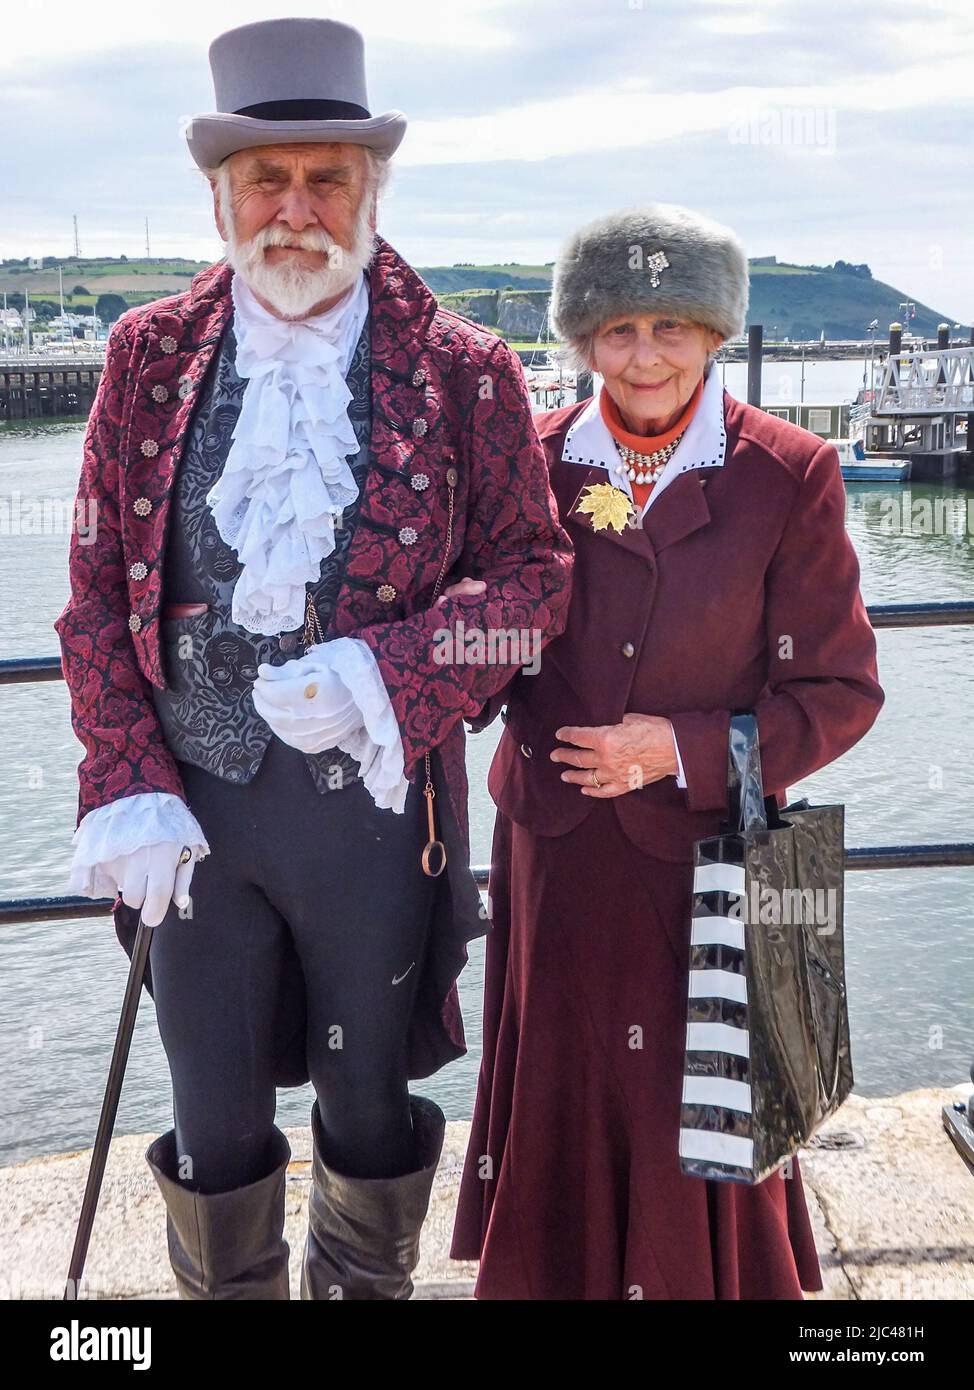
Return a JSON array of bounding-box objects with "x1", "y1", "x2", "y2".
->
[{"x1": 646, "y1": 250, "x2": 670, "y2": 288}]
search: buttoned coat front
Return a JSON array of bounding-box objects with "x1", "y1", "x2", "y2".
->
[
  {"x1": 479, "y1": 391, "x2": 885, "y2": 868},
  {"x1": 54, "y1": 237, "x2": 573, "y2": 1082}
]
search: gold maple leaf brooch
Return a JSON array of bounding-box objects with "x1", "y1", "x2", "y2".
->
[{"x1": 573, "y1": 481, "x2": 636, "y2": 534}]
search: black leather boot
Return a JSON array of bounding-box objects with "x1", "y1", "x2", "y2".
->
[
  {"x1": 145, "y1": 1127, "x2": 292, "y2": 1299},
  {"x1": 300, "y1": 1095, "x2": 446, "y2": 1300}
]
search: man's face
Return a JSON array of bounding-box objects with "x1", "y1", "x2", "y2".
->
[{"x1": 212, "y1": 142, "x2": 377, "y2": 319}]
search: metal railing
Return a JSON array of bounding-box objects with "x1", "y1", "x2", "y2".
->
[
  {"x1": 874, "y1": 345, "x2": 974, "y2": 416},
  {"x1": 1, "y1": 599, "x2": 973, "y2": 926}
]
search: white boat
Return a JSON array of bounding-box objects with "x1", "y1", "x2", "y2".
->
[{"x1": 828, "y1": 437, "x2": 911, "y2": 481}]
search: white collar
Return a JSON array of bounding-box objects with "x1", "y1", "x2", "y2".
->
[
  {"x1": 561, "y1": 361, "x2": 726, "y2": 518},
  {"x1": 230, "y1": 270, "x2": 368, "y2": 365},
  {"x1": 205, "y1": 271, "x2": 370, "y2": 636}
]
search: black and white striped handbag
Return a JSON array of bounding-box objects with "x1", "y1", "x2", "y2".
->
[{"x1": 679, "y1": 713, "x2": 853, "y2": 1184}]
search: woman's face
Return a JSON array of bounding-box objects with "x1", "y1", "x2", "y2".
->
[{"x1": 590, "y1": 313, "x2": 724, "y2": 434}]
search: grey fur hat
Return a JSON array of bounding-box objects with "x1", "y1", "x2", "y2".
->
[{"x1": 549, "y1": 202, "x2": 749, "y2": 348}]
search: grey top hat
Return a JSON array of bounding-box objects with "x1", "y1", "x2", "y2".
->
[
  {"x1": 550, "y1": 202, "x2": 749, "y2": 346},
  {"x1": 184, "y1": 17, "x2": 406, "y2": 170}
]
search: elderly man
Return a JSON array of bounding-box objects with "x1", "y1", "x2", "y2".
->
[{"x1": 54, "y1": 17, "x2": 572, "y2": 1301}]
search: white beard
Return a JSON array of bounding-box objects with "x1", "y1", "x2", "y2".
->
[{"x1": 222, "y1": 194, "x2": 376, "y2": 320}]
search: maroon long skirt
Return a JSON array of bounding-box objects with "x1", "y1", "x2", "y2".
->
[{"x1": 450, "y1": 798, "x2": 825, "y2": 1300}]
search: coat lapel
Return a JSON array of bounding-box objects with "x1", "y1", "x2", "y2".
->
[
  {"x1": 640, "y1": 466, "x2": 715, "y2": 553},
  {"x1": 122, "y1": 275, "x2": 232, "y2": 517},
  {"x1": 330, "y1": 236, "x2": 453, "y2": 633},
  {"x1": 541, "y1": 396, "x2": 718, "y2": 562},
  {"x1": 551, "y1": 460, "x2": 655, "y2": 564},
  {"x1": 121, "y1": 262, "x2": 233, "y2": 687}
]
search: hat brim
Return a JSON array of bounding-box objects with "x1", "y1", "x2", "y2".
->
[{"x1": 184, "y1": 110, "x2": 406, "y2": 169}]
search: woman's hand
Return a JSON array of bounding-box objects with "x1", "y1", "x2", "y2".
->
[
  {"x1": 435, "y1": 576, "x2": 487, "y2": 607},
  {"x1": 551, "y1": 713, "x2": 679, "y2": 797}
]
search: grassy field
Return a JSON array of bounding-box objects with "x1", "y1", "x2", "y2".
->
[{"x1": 748, "y1": 264, "x2": 815, "y2": 275}]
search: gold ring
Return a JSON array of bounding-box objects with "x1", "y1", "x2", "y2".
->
[
  {"x1": 178, "y1": 846, "x2": 192, "y2": 865},
  {"x1": 591, "y1": 769, "x2": 601, "y2": 788}
]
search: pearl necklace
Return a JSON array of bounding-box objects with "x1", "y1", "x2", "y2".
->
[{"x1": 612, "y1": 431, "x2": 686, "y2": 487}]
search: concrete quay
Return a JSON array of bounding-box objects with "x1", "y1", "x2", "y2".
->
[{"x1": 1, "y1": 1086, "x2": 971, "y2": 1300}]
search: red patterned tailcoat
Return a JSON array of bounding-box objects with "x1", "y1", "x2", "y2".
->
[{"x1": 54, "y1": 237, "x2": 573, "y2": 1081}]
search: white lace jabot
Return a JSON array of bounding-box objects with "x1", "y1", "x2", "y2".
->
[{"x1": 206, "y1": 269, "x2": 370, "y2": 636}]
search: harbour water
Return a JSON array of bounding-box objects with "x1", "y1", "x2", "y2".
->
[{"x1": 1, "y1": 367, "x2": 972, "y2": 1164}]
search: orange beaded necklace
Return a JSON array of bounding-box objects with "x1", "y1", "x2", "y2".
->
[{"x1": 600, "y1": 376, "x2": 704, "y2": 511}]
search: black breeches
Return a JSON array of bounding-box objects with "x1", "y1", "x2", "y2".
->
[{"x1": 148, "y1": 736, "x2": 436, "y2": 1193}]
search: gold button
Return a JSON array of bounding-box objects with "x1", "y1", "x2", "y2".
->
[
  {"x1": 446, "y1": 466, "x2": 458, "y2": 488},
  {"x1": 128, "y1": 613, "x2": 142, "y2": 633},
  {"x1": 304, "y1": 683, "x2": 318, "y2": 700},
  {"x1": 621, "y1": 641, "x2": 635, "y2": 658},
  {"x1": 376, "y1": 583, "x2": 397, "y2": 603},
  {"x1": 129, "y1": 561, "x2": 148, "y2": 581},
  {"x1": 133, "y1": 497, "x2": 152, "y2": 516}
]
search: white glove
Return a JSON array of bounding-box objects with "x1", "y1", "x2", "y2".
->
[
  {"x1": 101, "y1": 841, "x2": 198, "y2": 928},
  {"x1": 68, "y1": 791, "x2": 210, "y2": 909},
  {"x1": 252, "y1": 637, "x2": 409, "y2": 813},
  {"x1": 252, "y1": 652, "x2": 366, "y2": 754}
]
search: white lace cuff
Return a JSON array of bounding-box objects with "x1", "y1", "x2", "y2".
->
[
  {"x1": 69, "y1": 792, "x2": 210, "y2": 899},
  {"x1": 303, "y1": 636, "x2": 408, "y2": 814}
]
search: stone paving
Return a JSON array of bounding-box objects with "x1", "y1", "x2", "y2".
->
[{"x1": 2, "y1": 1086, "x2": 971, "y2": 1300}]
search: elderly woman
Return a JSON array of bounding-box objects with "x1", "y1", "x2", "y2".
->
[{"x1": 450, "y1": 203, "x2": 884, "y2": 1300}]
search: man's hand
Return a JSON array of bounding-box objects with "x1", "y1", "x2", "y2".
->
[
  {"x1": 102, "y1": 843, "x2": 198, "y2": 927},
  {"x1": 550, "y1": 713, "x2": 679, "y2": 798},
  {"x1": 252, "y1": 656, "x2": 363, "y2": 753}
]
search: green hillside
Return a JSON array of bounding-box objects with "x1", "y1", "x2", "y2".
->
[
  {"x1": 744, "y1": 261, "x2": 965, "y2": 339},
  {"x1": 1, "y1": 254, "x2": 967, "y2": 341},
  {"x1": 419, "y1": 262, "x2": 554, "y2": 292}
]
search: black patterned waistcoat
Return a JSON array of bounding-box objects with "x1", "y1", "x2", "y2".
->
[{"x1": 150, "y1": 305, "x2": 374, "y2": 792}]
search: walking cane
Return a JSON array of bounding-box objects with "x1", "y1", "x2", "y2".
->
[{"x1": 63, "y1": 851, "x2": 190, "y2": 1300}]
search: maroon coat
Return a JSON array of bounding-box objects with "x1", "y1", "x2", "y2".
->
[
  {"x1": 53, "y1": 238, "x2": 573, "y2": 1079},
  {"x1": 482, "y1": 391, "x2": 884, "y2": 865},
  {"x1": 452, "y1": 390, "x2": 884, "y2": 1298}
]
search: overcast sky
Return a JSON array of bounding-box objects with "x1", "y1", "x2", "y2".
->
[{"x1": 2, "y1": 0, "x2": 972, "y2": 321}]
